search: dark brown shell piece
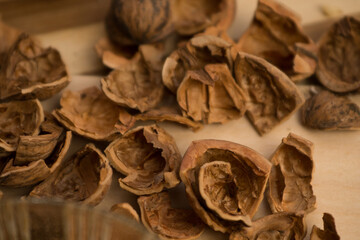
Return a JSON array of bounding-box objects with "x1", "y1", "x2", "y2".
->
[
  {"x1": 180, "y1": 139, "x2": 272, "y2": 233},
  {"x1": 301, "y1": 90, "x2": 360, "y2": 130},
  {"x1": 310, "y1": 213, "x2": 340, "y2": 240},
  {"x1": 229, "y1": 213, "x2": 306, "y2": 240},
  {"x1": 267, "y1": 133, "x2": 316, "y2": 214},
  {"x1": 29, "y1": 144, "x2": 112, "y2": 205},
  {"x1": 52, "y1": 86, "x2": 135, "y2": 141},
  {"x1": 234, "y1": 52, "x2": 305, "y2": 135},
  {"x1": 138, "y1": 191, "x2": 205, "y2": 240},
  {"x1": 173, "y1": 0, "x2": 235, "y2": 36},
  {"x1": 316, "y1": 16, "x2": 360, "y2": 93},
  {"x1": 237, "y1": 0, "x2": 316, "y2": 82},
  {"x1": 105, "y1": 125, "x2": 181, "y2": 195},
  {"x1": 110, "y1": 203, "x2": 140, "y2": 222},
  {"x1": 106, "y1": 0, "x2": 174, "y2": 46},
  {"x1": 0, "y1": 34, "x2": 69, "y2": 101}
]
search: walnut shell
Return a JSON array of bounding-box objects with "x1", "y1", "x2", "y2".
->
[
  {"x1": 0, "y1": 33, "x2": 69, "y2": 101},
  {"x1": 234, "y1": 52, "x2": 305, "y2": 135},
  {"x1": 310, "y1": 213, "x2": 340, "y2": 240},
  {"x1": 29, "y1": 144, "x2": 112, "y2": 205},
  {"x1": 173, "y1": 0, "x2": 235, "y2": 36},
  {"x1": 267, "y1": 133, "x2": 316, "y2": 214},
  {"x1": 138, "y1": 191, "x2": 205, "y2": 240},
  {"x1": 316, "y1": 16, "x2": 360, "y2": 93},
  {"x1": 229, "y1": 213, "x2": 306, "y2": 240},
  {"x1": 237, "y1": 0, "x2": 316, "y2": 82},
  {"x1": 105, "y1": 125, "x2": 181, "y2": 195},
  {"x1": 53, "y1": 86, "x2": 135, "y2": 141},
  {"x1": 180, "y1": 139, "x2": 272, "y2": 233},
  {"x1": 301, "y1": 90, "x2": 360, "y2": 130},
  {"x1": 0, "y1": 99, "x2": 44, "y2": 155},
  {"x1": 110, "y1": 203, "x2": 140, "y2": 222},
  {"x1": 105, "y1": 0, "x2": 174, "y2": 46},
  {"x1": 0, "y1": 20, "x2": 21, "y2": 56}
]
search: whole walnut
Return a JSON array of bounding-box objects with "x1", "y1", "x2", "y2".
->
[{"x1": 106, "y1": 0, "x2": 174, "y2": 46}]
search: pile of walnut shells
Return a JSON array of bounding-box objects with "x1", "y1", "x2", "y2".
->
[{"x1": 1, "y1": 0, "x2": 358, "y2": 238}]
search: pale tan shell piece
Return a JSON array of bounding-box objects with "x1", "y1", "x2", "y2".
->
[
  {"x1": 29, "y1": 144, "x2": 112, "y2": 206},
  {"x1": 138, "y1": 192, "x2": 205, "y2": 240},
  {"x1": 0, "y1": 33, "x2": 69, "y2": 101},
  {"x1": 267, "y1": 133, "x2": 316, "y2": 214},
  {"x1": 237, "y1": 0, "x2": 316, "y2": 82},
  {"x1": 229, "y1": 213, "x2": 306, "y2": 240},
  {"x1": 110, "y1": 203, "x2": 140, "y2": 222},
  {"x1": 173, "y1": 0, "x2": 235, "y2": 36},
  {"x1": 180, "y1": 139, "x2": 272, "y2": 233},
  {"x1": 0, "y1": 131, "x2": 71, "y2": 187},
  {"x1": 234, "y1": 52, "x2": 305, "y2": 135},
  {"x1": 105, "y1": 125, "x2": 181, "y2": 195},
  {"x1": 53, "y1": 86, "x2": 135, "y2": 141},
  {"x1": 310, "y1": 213, "x2": 340, "y2": 240}
]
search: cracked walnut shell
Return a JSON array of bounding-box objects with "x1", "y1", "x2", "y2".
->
[
  {"x1": 138, "y1": 191, "x2": 205, "y2": 240},
  {"x1": 310, "y1": 213, "x2": 340, "y2": 240},
  {"x1": 180, "y1": 139, "x2": 272, "y2": 233},
  {"x1": 105, "y1": 125, "x2": 181, "y2": 195},
  {"x1": 29, "y1": 144, "x2": 112, "y2": 205},
  {"x1": 267, "y1": 133, "x2": 316, "y2": 214}
]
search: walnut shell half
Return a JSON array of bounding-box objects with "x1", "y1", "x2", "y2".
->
[
  {"x1": 105, "y1": 125, "x2": 181, "y2": 195},
  {"x1": 138, "y1": 191, "x2": 205, "y2": 240},
  {"x1": 234, "y1": 52, "x2": 305, "y2": 135},
  {"x1": 316, "y1": 16, "x2": 360, "y2": 93},
  {"x1": 29, "y1": 144, "x2": 112, "y2": 205},
  {"x1": 310, "y1": 213, "x2": 340, "y2": 240},
  {"x1": 267, "y1": 133, "x2": 316, "y2": 214},
  {"x1": 180, "y1": 139, "x2": 272, "y2": 233},
  {"x1": 229, "y1": 213, "x2": 306, "y2": 240},
  {"x1": 53, "y1": 86, "x2": 135, "y2": 141}
]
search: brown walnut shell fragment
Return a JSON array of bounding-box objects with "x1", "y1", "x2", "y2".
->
[
  {"x1": 162, "y1": 35, "x2": 233, "y2": 94},
  {"x1": 177, "y1": 63, "x2": 247, "y2": 124},
  {"x1": 316, "y1": 16, "x2": 360, "y2": 92},
  {"x1": 138, "y1": 191, "x2": 205, "y2": 240},
  {"x1": 0, "y1": 99, "x2": 44, "y2": 155},
  {"x1": 0, "y1": 33, "x2": 69, "y2": 101},
  {"x1": 229, "y1": 213, "x2": 306, "y2": 240},
  {"x1": 105, "y1": 125, "x2": 181, "y2": 195},
  {"x1": 180, "y1": 140, "x2": 272, "y2": 233},
  {"x1": 234, "y1": 53, "x2": 305, "y2": 135},
  {"x1": 111, "y1": 203, "x2": 140, "y2": 222},
  {"x1": 53, "y1": 86, "x2": 135, "y2": 141},
  {"x1": 310, "y1": 213, "x2": 340, "y2": 240},
  {"x1": 237, "y1": 0, "x2": 316, "y2": 82},
  {"x1": 0, "y1": 118, "x2": 72, "y2": 187},
  {"x1": 267, "y1": 133, "x2": 316, "y2": 214},
  {"x1": 301, "y1": 90, "x2": 360, "y2": 130},
  {"x1": 29, "y1": 144, "x2": 112, "y2": 205},
  {"x1": 173, "y1": 0, "x2": 235, "y2": 36}
]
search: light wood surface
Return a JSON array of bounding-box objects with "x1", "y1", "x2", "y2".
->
[{"x1": 0, "y1": 0, "x2": 359, "y2": 239}]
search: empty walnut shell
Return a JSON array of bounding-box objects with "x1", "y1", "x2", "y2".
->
[
  {"x1": 173, "y1": 0, "x2": 235, "y2": 36},
  {"x1": 53, "y1": 86, "x2": 135, "y2": 141},
  {"x1": 316, "y1": 16, "x2": 360, "y2": 93},
  {"x1": 310, "y1": 213, "x2": 340, "y2": 240},
  {"x1": 0, "y1": 33, "x2": 69, "y2": 101},
  {"x1": 229, "y1": 213, "x2": 306, "y2": 240},
  {"x1": 162, "y1": 35, "x2": 233, "y2": 94},
  {"x1": 180, "y1": 139, "x2": 272, "y2": 233},
  {"x1": 0, "y1": 99, "x2": 44, "y2": 155},
  {"x1": 237, "y1": 0, "x2": 316, "y2": 82},
  {"x1": 106, "y1": 0, "x2": 174, "y2": 46},
  {"x1": 267, "y1": 133, "x2": 316, "y2": 214},
  {"x1": 234, "y1": 52, "x2": 305, "y2": 135},
  {"x1": 29, "y1": 144, "x2": 112, "y2": 205},
  {"x1": 138, "y1": 191, "x2": 205, "y2": 240},
  {"x1": 111, "y1": 203, "x2": 140, "y2": 222},
  {"x1": 301, "y1": 90, "x2": 360, "y2": 130},
  {"x1": 105, "y1": 125, "x2": 181, "y2": 195}
]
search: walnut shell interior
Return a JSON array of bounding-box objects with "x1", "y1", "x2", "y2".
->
[{"x1": 105, "y1": 125, "x2": 181, "y2": 195}]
